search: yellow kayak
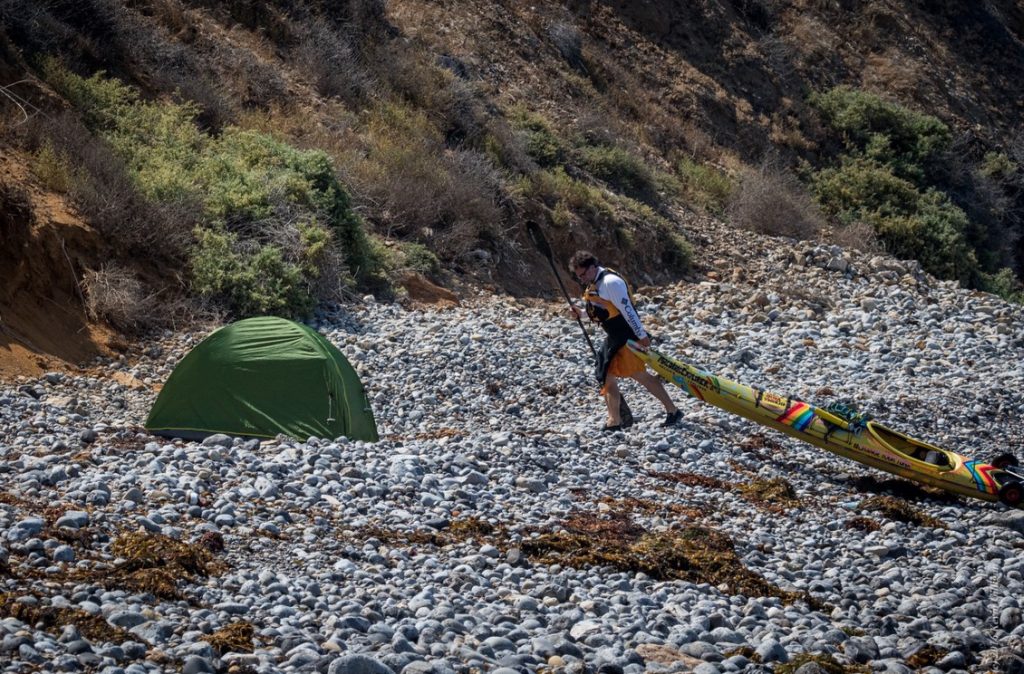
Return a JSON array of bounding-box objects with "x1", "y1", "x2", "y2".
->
[{"x1": 628, "y1": 341, "x2": 1024, "y2": 508}]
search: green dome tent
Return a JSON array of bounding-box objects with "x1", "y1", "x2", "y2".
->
[{"x1": 145, "y1": 317, "x2": 378, "y2": 442}]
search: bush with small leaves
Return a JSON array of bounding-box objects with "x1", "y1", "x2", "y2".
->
[
  {"x1": 31, "y1": 142, "x2": 73, "y2": 193},
  {"x1": 43, "y1": 65, "x2": 377, "y2": 316},
  {"x1": 979, "y1": 268, "x2": 1024, "y2": 303},
  {"x1": 577, "y1": 145, "x2": 658, "y2": 204},
  {"x1": 190, "y1": 228, "x2": 313, "y2": 318},
  {"x1": 512, "y1": 109, "x2": 565, "y2": 168},
  {"x1": 677, "y1": 157, "x2": 734, "y2": 214},
  {"x1": 812, "y1": 157, "x2": 977, "y2": 283},
  {"x1": 373, "y1": 239, "x2": 442, "y2": 279},
  {"x1": 810, "y1": 86, "x2": 950, "y2": 182}
]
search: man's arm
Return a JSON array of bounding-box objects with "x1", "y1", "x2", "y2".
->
[{"x1": 601, "y1": 275, "x2": 648, "y2": 339}]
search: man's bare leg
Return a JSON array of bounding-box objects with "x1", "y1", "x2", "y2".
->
[
  {"x1": 630, "y1": 370, "x2": 678, "y2": 413},
  {"x1": 604, "y1": 376, "x2": 622, "y2": 426}
]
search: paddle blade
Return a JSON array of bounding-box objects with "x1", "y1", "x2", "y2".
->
[{"x1": 525, "y1": 220, "x2": 553, "y2": 259}]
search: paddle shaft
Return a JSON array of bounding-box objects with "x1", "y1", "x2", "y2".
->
[{"x1": 544, "y1": 251, "x2": 598, "y2": 357}]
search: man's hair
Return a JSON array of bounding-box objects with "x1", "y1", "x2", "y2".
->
[{"x1": 570, "y1": 250, "x2": 598, "y2": 269}]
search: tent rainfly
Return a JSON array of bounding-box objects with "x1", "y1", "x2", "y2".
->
[{"x1": 145, "y1": 316, "x2": 378, "y2": 442}]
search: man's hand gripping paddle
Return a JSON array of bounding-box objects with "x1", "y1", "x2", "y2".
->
[{"x1": 525, "y1": 220, "x2": 633, "y2": 426}]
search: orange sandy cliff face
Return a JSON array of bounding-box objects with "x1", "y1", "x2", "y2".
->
[{"x1": 0, "y1": 153, "x2": 113, "y2": 381}]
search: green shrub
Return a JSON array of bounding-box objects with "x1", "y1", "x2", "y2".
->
[
  {"x1": 528, "y1": 167, "x2": 612, "y2": 217},
  {"x1": 807, "y1": 86, "x2": 1018, "y2": 288},
  {"x1": 610, "y1": 194, "x2": 693, "y2": 274},
  {"x1": 400, "y1": 241, "x2": 441, "y2": 276},
  {"x1": 810, "y1": 86, "x2": 950, "y2": 182},
  {"x1": 979, "y1": 268, "x2": 1024, "y2": 303},
  {"x1": 195, "y1": 129, "x2": 369, "y2": 268},
  {"x1": 551, "y1": 200, "x2": 572, "y2": 228},
  {"x1": 577, "y1": 145, "x2": 658, "y2": 202},
  {"x1": 659, "y1": 231, "x2": 693, "y2": 274},
  {"x1": 191, "y1": 228, "x2": 313, "y2": 317},
  {"x1": 46, "y1": 65, "x2": 206, "y2": 201},
  {"x1": 812, "y1": 157, "x2": 977, "y2": 283},
  {"x1": 872, "y1": 196, "x2": 977, "y2": 284},
  {"x1": 372, "y1": 238, "x2": 441, "y2": 278},
  {"x1": 31, "y1": 110, "x2": 194, "y2": 259},
  {"x1": 31, "y1": 143, "x2": 73, "y2": 192},
  {"x1": 979, "y1": 151, "x2": 1018, "y2": 180},
  {"x1": 613, "y1": 222, "x2": 636, "y2": 249},
  {"x1": 43, "y1": 59, "x2": 140, "y2": 130},
  {"x1": 812, "y1": 156, "x2": 920, "y2": 218},
  {"x1": 677, "y1": 157, "x2": 733, "y2": 213},
  {"x1": 42, "y1": 64, "x2": 376, "y2": 317},
  {"x1": 511, "y1": 108, "x2": 565, "y2": 167}
]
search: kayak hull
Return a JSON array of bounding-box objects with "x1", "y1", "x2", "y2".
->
[{"x1": 629, "y1": 342, "x2": 1015, "y2": 505}]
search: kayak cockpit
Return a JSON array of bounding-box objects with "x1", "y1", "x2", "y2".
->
[{"x1": 867, "y1": 422, "x2": 956, "y2": 470}]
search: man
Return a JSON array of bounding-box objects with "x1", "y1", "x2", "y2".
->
[{"x1": 569, "y1": 250, "x2": 683, "y2": 432}]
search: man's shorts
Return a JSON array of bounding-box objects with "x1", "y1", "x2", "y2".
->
[{"x1": 601, "y1": 347, "x2": 646, "y2": 394}]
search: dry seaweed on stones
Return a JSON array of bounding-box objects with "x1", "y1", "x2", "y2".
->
[
  {"x1": 520, "y1": 510, "x2": 804, "y2": 603},
  {"x1": 356, "y1": 525, "x2": 439, "y2": 548},
  {"x1": 196, "y1": 531, "x2": 226, "y2": 553},
  {"x1": 775, "y1": 653, "x2": 871, "y2": 674},
  {"x1": 724, "y1": 646, "x2": 760, "y2": 662},
  {"x1": 859, "y1": 495, "x2": 946, "y2": 529},
  {"x1": 66, "y1": 530, "x2": 229, "y2": 600},
  {"x1": 738, "y1": 477, "x2": 801, "y2": 511},
  {"x1": 905, "y1": 644, "x2": 949, "y2": 669},
  {"x1": 103, "y1": 434, "x2": 148, "y2": 450},
  {"x1": 598, "y1": 495, "x2": 706, "y2": 519},
  {"x1": 355, "y1": 517, "x2": 501, "y2": 549},
  {"x1": 647, "y1": 470, "x2": 728, "y2": 490},
  {"x1": 70, "y1": 450, "x2": 95, "y2": 464},
  {"x1": 446, "y1": 517, "x2": 496, "y2": 539},
  {"x1": 0, "y1": 490, "x2": 41, "y2": 510},
  {"x1": 738, "y1": 433, "x2": 786, "y2": 453},
  {"x1": 48, "y1": 525, "x2": 96, "y2": 547},
  {"x1": 146, "y1": 650, "x2": 176, "y2": 667},
  {"x1": 119, "y1": 567, "x2": 181, "y2": 599},
  {"x1": 0, "y1": 593, "x2": 136, "y2": 644},
  {"x1": 406, "y1": 428, "x2": 465, "y2": 441},
  {"x1": 113, "y1": 531, "x2": 227, "y2": 576},
  {"x1": 845, "y1": 517, "x2": 880, "y2": 532},
  {"x1": 0, "y1": 494, "x2": 97, "y2": 546},
  {"x1": 205, "y1": 621, "x2": 256, "y2": 654}
]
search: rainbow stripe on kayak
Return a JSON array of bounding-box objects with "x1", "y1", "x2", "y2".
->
[{"x1": 777, "y1": 401, "x2": 816, "y2": 432}]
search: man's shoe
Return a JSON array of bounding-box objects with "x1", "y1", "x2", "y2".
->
[
  {"x1": 602, "y1": 423, "x2": 624, "y2": 433},
  {"x1": 661, "y1": 410, "x2": 683, "y2": 427}
]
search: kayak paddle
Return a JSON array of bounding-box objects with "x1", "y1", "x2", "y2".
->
[{"x1": 525, "y1": 220, "x2": 633, "y2": 426}]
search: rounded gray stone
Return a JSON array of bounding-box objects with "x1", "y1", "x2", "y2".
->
[{"x1": 328, "y1": 654, "x2": 395, "y2": 674}]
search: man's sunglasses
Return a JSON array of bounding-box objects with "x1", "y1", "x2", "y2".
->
[{"x1": 571, "y1": 265, "x2": 592, "y2": 284}]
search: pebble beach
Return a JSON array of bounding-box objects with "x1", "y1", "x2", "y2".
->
[{"x1": 3, "y1": 221, "x2": 1024, "y2": 674}]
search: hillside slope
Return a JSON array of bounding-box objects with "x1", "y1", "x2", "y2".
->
[{"x1": 1, "y1": 0, "x2": 1023, "y2": 377}]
